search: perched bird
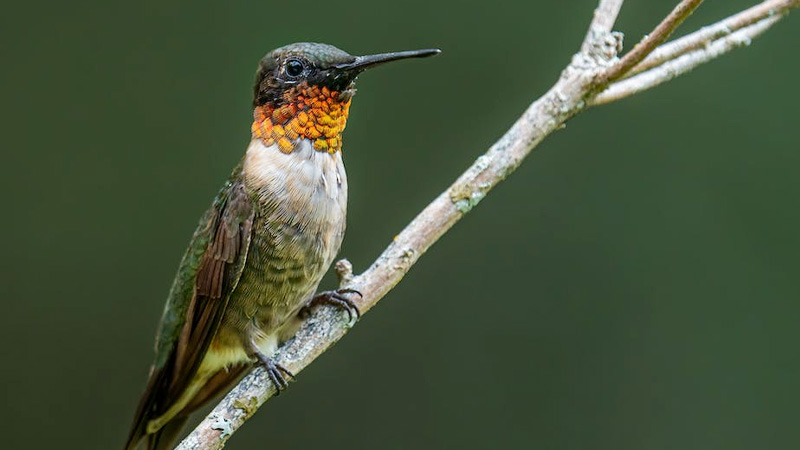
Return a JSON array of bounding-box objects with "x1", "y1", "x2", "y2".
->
[{"x1": 124, "y1": 42, "x2": 440, "y2": 450}]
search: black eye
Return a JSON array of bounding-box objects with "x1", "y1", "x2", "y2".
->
[{"x1": 285, "y1": 59, "x2": 305, "y2": 77}]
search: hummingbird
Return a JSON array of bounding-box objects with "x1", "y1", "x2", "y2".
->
[{"x1": 124, "y1": 42, "x2": 440, "y2": 450}]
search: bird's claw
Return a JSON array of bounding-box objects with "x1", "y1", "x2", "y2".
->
[
  {"x1": 303, "y1": 288, "x2": 362, "y2": 325},
  {"x1": 254, "y1": 354, "x2": 294, "y2": 394}
]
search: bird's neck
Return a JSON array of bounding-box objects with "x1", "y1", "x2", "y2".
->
[{"x1": 251, "y1": 84, "x2": 352, "y2": 155}]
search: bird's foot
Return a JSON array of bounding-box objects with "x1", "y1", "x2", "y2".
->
[
  {"x1": 253, "y1": 353, "x2": 294, "y2": 395},
  {"x1": 300, "y1": 288, "x2": 362, "y2": 325}
]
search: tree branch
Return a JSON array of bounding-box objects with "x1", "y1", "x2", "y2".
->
[
  {"x1": 591, "y1": 0, "x2": 797, "y2": 105},
  {"x1": 175, "y1": 2, "x2": 799, "y2": 449},
  {"x1": 626, "y1": 0, "x2": 800, "y2": 78},
  {"x1": 581, "y1": 0, "x2": 625, "y2": 54},
  {"x1": 595, "y1": 0, "x2": 705, "y2": 86},
  {"x1": 591, "y1": 13, "x2": 785, "y2": 105}
]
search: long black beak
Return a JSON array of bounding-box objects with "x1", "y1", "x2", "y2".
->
[{"x1": 334, "y1": 48, "x2": 441, "y2": 72}]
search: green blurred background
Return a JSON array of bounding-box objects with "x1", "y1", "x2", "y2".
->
[{"x1": 2, "y1": 0, "x2": 799, "y2": 448}]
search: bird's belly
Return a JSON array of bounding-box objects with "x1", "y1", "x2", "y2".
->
[
  {"x1": 212, "y1": 138, "x2": 348, "y2": 359},
  {"x1": 230, "y1": 219, "x2": 337, "y2": 331}
]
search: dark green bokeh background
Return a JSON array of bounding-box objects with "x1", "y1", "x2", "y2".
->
[{"x1": 2, "y1": 1, "x2": 799, "y2": 448}]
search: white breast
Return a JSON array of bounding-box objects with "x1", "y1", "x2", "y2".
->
[{"x1": 243, "y1": 138, "x2": 348, "y2": 233}]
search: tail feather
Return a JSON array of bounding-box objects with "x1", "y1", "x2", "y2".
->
[
  {"x1": 125, "y1": 365, "x2": 168, "y2": 450},
  {"x1": 124, "y1": 420, "x2": 146, "y2": 450},
  {"x1": 124, "y1": 364, "x2": 248, "y2": 450},
  {"x1": 124, "y1": 407, "x2": 187, "y2": 450},
  {"x1": 146, "y1": 416, "x2": 189, "y2": 450}
]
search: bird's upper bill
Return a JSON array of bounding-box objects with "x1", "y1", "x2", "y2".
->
[{"x1": 251, "y1": 43, "x2": 440, "y2": 154}]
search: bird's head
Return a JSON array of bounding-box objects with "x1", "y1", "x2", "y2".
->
[{"x1": 251, "y1": 42, "x2": 440, "y2": 154}]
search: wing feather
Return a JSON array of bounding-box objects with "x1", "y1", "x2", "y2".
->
[{"x1": 125, "y1": 167, "x2": 254, "y2": 450}]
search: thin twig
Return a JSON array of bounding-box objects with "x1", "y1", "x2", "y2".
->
[
  {"x1": 174, "y1": 1, "x2": 799, "y2": 448},
  {"x1": 591, "y1": 14, "x2": 785, "y2": 105},
  {"x1": 596, "y1": 0, "x2": 705, "y2": 86},
  {"x1": 626, "y1": 0, "x2": 800, "y2": 77},
  {"x1": 581, "y1": 0, "x2": 625, "y2": 53}
]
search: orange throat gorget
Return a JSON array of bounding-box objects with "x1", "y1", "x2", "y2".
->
[{"x1": 251, "y1": 84, "x2": 352, "y2": 154}]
